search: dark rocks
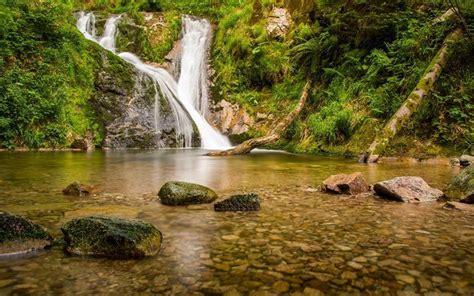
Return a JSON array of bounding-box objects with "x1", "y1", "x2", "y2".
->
[
  {"x1": 61, "y1": 216, "x2": 162, "y2": 259},
  {"x1": 0, "y1": 212, "x2": 52, "y2": 255},
  {"x1": 322, "y1": 172, "x2": 370, "y2": 195},
  {"x1": 444, "y1": 165, "x2": 474, "y2": 203},
  {"x1": 158, "y1": 181, "x2": 218, "y2": 206},
  {"x1": 214, "y1": 193, "x2": 260, "y2": 211},
  {"x1": 62, "y1": 182, "x2": 94, "y2": 197},
  {"x1": 373, "y1": 176, "x2": 443, "y2": 202}
]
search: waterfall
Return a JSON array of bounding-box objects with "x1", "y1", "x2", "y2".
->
[
  {"x1": 177, "y1": 16, "x2": 231, "y2": 149},
  {"x1": 76, "y1": 12, "x2": 231, "y2": 150}
]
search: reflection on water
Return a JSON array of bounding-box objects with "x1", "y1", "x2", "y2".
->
[{"x1": 0, "y1": 150, "x2": 472, "y2": 295}]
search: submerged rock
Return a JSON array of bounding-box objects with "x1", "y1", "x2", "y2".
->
[
  {"x1": 214, "y1": 193, "x2": 261, "y2": 211},
  {"x1": 322, "y1": 172, "x2": 369, "y2": 195},
  {"x1": 158, "y1": 181, "x2": 218, "y2": 206},
  {"x1": 373, "y1": 176, "x2": 443, "y2": 202},
  {"x1": 443, "y1": 201, "x2": 474, "y2": 212},
  {"x1": 61, "y1": 216, "x2": 162, "y2": 259},
  {"x1": 444, "y1": 165, "x2": 474, "y2": 203},
  {"x1": 62, "y1": 182, "x2": 94, "y2": 197},
  {"x1": 0, "y1": 212, "x2": 52, "y2": 255}
]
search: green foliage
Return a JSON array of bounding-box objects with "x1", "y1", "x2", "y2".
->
[{"x1": 0, "y1": 0, "x2": 100, "y2": 148}]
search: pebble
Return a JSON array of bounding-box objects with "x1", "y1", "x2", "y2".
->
[
  {"x1": 272, "y1": 281, "x2": 290, "y2": 293},
  {"x1": 395, "y1": 274, "x2": 415, "y2": 284},
  {"x1": 347, "y1": 261, "x2": 363, "y2": 270},
  {"x1": 222, "y1": 235, "x2": 240, "y2": 241}
]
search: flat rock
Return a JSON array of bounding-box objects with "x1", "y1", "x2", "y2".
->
[
  {"x1": 158, "y1": 181, "x2": 218, "y2": 206},
  {"x1": 61, "y1": 216, "x2": 162, "y2": 259},
  {"x1": 443, "y1": 201, "x2": 474, "y2": 212},
  {"x1": 373, "y1": 176, "x2": 443, "y2": 202},
  {"x1": 0, "y1": 212, "x2": 52, "y2": 255},
  {"x1": 214, "y1": 193, "x2": 260, "y2": 211},
  {"x1": 444, "y1": 165, "x2": 474, "y2": 203},
  {"x1": 322, "y1": 172, "x2": 369, "y2": 195}
]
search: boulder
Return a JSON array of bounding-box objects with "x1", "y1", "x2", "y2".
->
[
  {"x1": 214, "y1": 193, "x2": 261, "y2": 211},
  {"x1": 322, "y1": 172, "x2": 370, "y2": 195},
  {"x1": 459, "y1": 155, "x2": 474, "y2": 167},
  {"x1": 373, "y1": 176, "x2": 443, "y2": 202},
  {"x1": 444, "y1": 165, "x2": 474, "y2": 204},
  {"x1": 0, "y1": 212, "x2": 52, "y2": 255},
  {"x1": 158, "y1": 181, "x2": 218, "y2": 206},
  {"x1": 62, "y1": 182, "x2": 94, "y2": 197},
  {"x1": 61, "y1": 216, "x2": 162, "y2": 259},
  {"x1": 267, "y1": 8, "x2": 292, "y2": 38}
]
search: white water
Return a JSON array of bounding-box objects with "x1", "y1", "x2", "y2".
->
[
  {"x1": 76, "y1": 12, "x2": 231, "y2": 149},
  {"x1": 177, "y1": 16, "x2": 231, "y2": 149}
]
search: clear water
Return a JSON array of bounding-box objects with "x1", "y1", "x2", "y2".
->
[{"x1": 0, "y1": 150, "x2": 472, "y2": 295}]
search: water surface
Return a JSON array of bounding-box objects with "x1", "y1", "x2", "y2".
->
[{"x1": 0, "y1": 150, "x2": 472, "y2": 295}]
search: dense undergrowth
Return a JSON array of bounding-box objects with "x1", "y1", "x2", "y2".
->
[{"x1": 0, "y1": 0, "x2": 472, "y2": 156}]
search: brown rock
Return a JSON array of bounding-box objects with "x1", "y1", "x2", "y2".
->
[
  {"x1": 62, "y1": 182, "x2": 94, "y2": 197},
  {"x1": 373, "y1": 176, "x2": 443, "y2": 202},
  {"x1": 322, "y1": 172, "x2": 369, "y2": 195},
  {"x1": 443, "y1": 201, "x2": 474, "y2": 212}
]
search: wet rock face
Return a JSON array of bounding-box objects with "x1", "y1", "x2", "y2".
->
[
  {"x1": 62, "y1": 182, "x2": 94, "y2": 197},
  {"x1": 92, "y1": 51, "x2": 195, "y2": 149},
  {"x1": 373, "y1": 176, "x2": 444, "y2": 202},
  {"x1": 208, "y1": 99, "x2": 254, "y2": 136},
  {"x1": 322, "y1": 172, "x2": 370, "y2": 195},
  {"x1": 267, "y1": 8, "x2": 292, "y2": 38},
  {"x1": 0, "y1": 212, "x2": 52, "y2": 255},
  {"x1": 61, "y1": 216, "x2": 162, "y2": 259},
  {"x1": 158, "y1": 181, "x2": 218, "y2": 206},
  {"x1": 214, "y1": 193, "x2": 261, "y2": 211},
  {"x1": 444, "y1": 165, "x2": 474, "y2": 204}
]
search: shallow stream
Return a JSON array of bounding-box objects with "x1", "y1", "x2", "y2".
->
[{"x1": 0, "y1": 150, "x2": 472, "y2": 295}]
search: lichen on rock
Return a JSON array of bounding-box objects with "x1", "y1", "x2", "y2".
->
[{"x1": 158, "y1": 181, "x2": 218, "y2": 206}]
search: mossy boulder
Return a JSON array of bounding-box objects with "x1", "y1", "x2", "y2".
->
[
  {"x1": 0, "y1": 211, "x2": 52, "y2": 255},
  {"x1": 444, "y1": 165, "x2": 474, "y2": 204},
  {"x1": 158, "y1": 181, "x2": 218, "y2": 206},
  {"x1": 214, "y1": 193, "x2": 261, "y2": 211},
  {"x1": 61, "y1": 216, "x2": 162, "y2": 259}
]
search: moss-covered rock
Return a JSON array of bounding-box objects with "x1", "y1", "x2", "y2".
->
[
  {"x1": 158, "y1": 181, "x2": 218, "y2": 206},
  {"x1": 214, "y1": 193, "x2": 261, "y2": 211},
  {"x1": 61, "y1": 216, "x2": 162, "y2": 259},
  {"x1": 0, "y1": 212, "x2": 52, "y2": 255},
  {"x1": 445, "y1": 165, "x2": 474, "y2": 204}
]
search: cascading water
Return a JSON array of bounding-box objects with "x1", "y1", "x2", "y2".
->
[
  {"x1": 177, "y1": 16, "x2": 231, "y2": 149},
  {"x1": 76, "y1": 12, "x2": 231, "y2": 149}
]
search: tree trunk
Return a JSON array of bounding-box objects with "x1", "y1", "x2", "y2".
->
[
  {"x1": 207, "y1": 79, "x2": 312, "y2": 156},
  {"x1": 363, "y1": 28, "x2": 463, "y2": 163}
]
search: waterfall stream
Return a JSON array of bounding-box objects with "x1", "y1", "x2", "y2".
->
[{"x1": 76, "y1": 12, "x2": 230, "y2": 149}]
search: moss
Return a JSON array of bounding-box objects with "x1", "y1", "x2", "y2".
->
[
  {"x1": 61, "y1": 216, "x2": 162, "y2": 259},
  {"x1": 445, "y1": 165, "x2": 474, "y2": 202},
  {"x1": 158, "y1": 181, "x2": 218, "y2": 206}
]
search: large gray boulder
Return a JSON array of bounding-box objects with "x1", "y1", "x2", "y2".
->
[
  {"x1": 322, "y1": 172, "x2": 370, "y2": 195},
  {"x1": 373, "y1": 176, "x2": 443, "y2": 202},
  {"x1": 61, "y1": 216, "x2": 162, "y2": 259},
  {"x1": 0, "y1": 212, "x2": 52, "y2": 255},
  {"x1": 444, "y1": 165, "x2": 474, "y2": 204},
  {"x1": 158, "y1": 181, "x2": 218, "y2": 206}
]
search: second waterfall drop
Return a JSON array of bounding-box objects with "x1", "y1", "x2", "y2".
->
[{"x1": 177, "y1": 16, "x2": 231, "y2": 149}]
